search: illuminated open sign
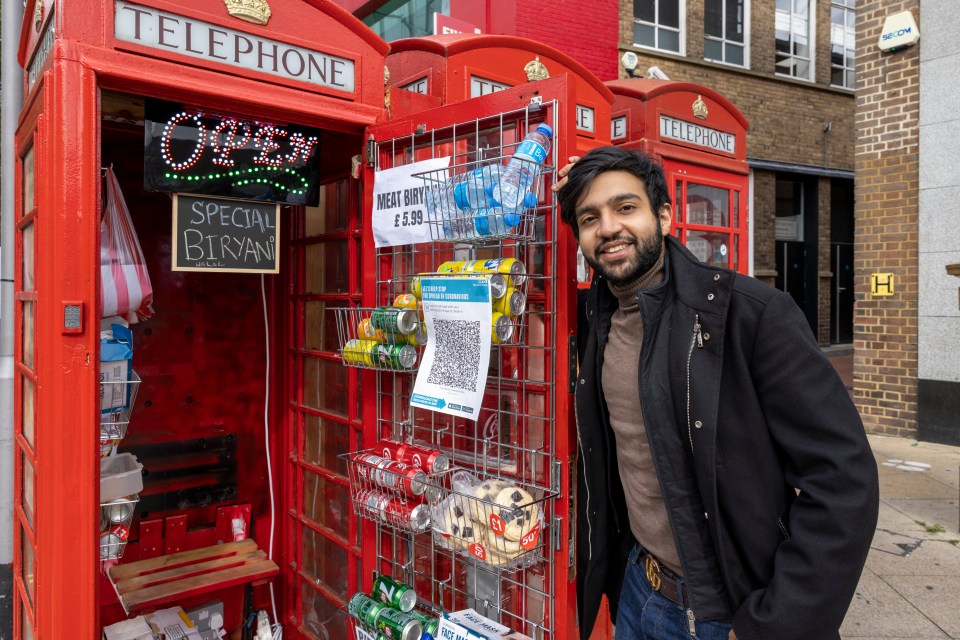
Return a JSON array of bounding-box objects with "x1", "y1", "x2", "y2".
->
[{"x1": 144, "y1": 98, "x2": 321, "y2": 206}]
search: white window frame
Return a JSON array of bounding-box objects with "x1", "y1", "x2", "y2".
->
[
  {"x1": 704, "y1": 0, "x2": 751, "y2": 68},
  {"x1": 633, "y1": 0, "x2": 687, "y2": 56},
  {"x1": 830, "y1": 0, "x2": 855, "y2": 89},
  {"x1": 775, "y1": 0, "x2": 816, "y2": 82}
]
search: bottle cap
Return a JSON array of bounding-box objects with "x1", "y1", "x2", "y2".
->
[
  {"x1": 523, "y1": 191, "x2": 538, "y2": 208},
  {"x1": 453, "y1": 182, "x2": 470, "y2": 210},
  {"x1": 536, "y1": 123, "x2": 553, "y2": 138}
]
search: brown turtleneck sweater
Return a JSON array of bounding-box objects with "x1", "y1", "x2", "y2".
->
[{"x1": 601, "y1": 249, "x2": 682, "y2": 575}]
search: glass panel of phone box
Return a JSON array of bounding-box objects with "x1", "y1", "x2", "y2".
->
[{"x1": 337, "y1": 102, "x2": 560, "y2": 640}]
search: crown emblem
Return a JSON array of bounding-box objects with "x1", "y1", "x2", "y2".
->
[
  {"x1": 223, "y1": 0, "x2": 272, "y2": 25},
  {"x1": 524, "y1": 57, "x2": 550, "y2": 82},
  {"x1": 692, "y1": 95, "x2": 709, "y2": 120}
]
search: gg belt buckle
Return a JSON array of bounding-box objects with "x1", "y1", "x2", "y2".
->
[{"x1": 644, "y1": 554, "x2": 663, "y2": 592}]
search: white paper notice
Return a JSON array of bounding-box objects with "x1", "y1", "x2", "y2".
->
[
  {"x1": 372, "y1": 157, "x2": 450, "y2": 248},
  {"x1": 410, "y1": 277, "x2": 492, "y2": 420}
]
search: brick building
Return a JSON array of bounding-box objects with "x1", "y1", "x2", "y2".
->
[{"x1": 856, "y1": 1, "x2": 959, "y2": 443}]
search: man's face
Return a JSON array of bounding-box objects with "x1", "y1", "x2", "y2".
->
[{"x1": 574, "y1": 170, "x2": 672, "y2": 286}]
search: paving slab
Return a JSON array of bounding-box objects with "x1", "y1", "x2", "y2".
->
[
  {"x1": 883, "y1": 574, "x2": 960, "y2": 638},
  {"x1": 840, "y1": 567, "x2": 949, "y2": 638},
  {"x1": 867, "y1": 535, "x2": 960, "y2": 576},
  {"x1": 885, "y1": 498, "x2": 960, "y2": 536}
]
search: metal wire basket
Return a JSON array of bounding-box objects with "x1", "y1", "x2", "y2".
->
[
  {"x1": 413, "y1": 157, "x2": 551, "y2": 245},
  {"x1": 99, "y1": 371, "x2": 141, "y2": 458},
  {"x1": 99, "y1": 494, "x2": 139, "y2": 561}
]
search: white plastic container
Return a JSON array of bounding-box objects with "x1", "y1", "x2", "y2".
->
[{"x1": 100, "y1": 452, "x2": 144, "y2": 502}]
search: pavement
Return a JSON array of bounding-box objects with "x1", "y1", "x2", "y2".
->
[{"x1": 823, "y1": 348, "x2": 960, "y2": 639}]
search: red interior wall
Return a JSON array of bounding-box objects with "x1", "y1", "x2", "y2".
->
[{"x1": 98, "y1": 120, "x2": 276, "y2": 631}]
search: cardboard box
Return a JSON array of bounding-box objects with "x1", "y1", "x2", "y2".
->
[
  {"x1": 100, "y1": 322, "x2": 133, "y2": 414},
  {"x1": 438, "y1": 610, "x2": 533, "y2": 640}
]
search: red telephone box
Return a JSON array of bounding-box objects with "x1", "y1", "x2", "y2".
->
[
  {"x1": 606, "y1": 79, "x2": 750, "y2": 274},
  {"x1": 12, "y1": 0, "x2": 387, "y2": 637},
  {"x1": 385, "y1": 34, "x2": 614, "y2": 157},
  {"x1": 12, "y1": 2, "x2": 603, "y2": 640}
]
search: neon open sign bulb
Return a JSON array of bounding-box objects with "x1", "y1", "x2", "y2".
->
[{"x1": 160, "y1": 110, "x2": 318, "y2": 173}]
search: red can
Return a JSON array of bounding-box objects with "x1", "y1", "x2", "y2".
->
[
  {"x1": 382, "y1": 497, "x2": 431, "y2": 532},
  {"x1": 353, "y1": 454, "x2": 427, "y2": 497},
  {"x1": 111, "y1": 523, "x2": 130, "y2": 541},
  {"x1": 378, "y1": 440, "x2": 450, "y2": 474},
  {"x1": 355, "y1": 488, "x2": 390, "y2": 521}
]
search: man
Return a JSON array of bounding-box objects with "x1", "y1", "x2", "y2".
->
[{"x1": 556, "y1": 147, "x2": 878, "y2": 640}]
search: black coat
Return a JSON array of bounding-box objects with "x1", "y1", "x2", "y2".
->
[{"x1": 575, "y1": 236, "x2": 879, "y2": 640}]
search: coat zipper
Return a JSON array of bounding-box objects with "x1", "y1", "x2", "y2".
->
[
  {"x1": 574, "y1": 392, "x2": 594, "y2": 563},
  {"x1": 686, "y1": 314, "x2": 703, "y2": 456}
]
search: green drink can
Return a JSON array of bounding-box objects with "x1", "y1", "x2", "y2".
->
[
  {"x1": 371, "y1": 575, "x2": 417, "y2": 612},
  {"x1": 375, "y1": 343, "x2": 418, "y2": 370},
  {"x1": 375, "y1": 607, "x2": 422, "y2": 640},
  {"x1": 371, "y1": 306, "x2": 418, "y2": 335},
  {"x1": 348, "y1": 592, "x2": 386, "y2": 627},
  {"x1": 406, "y1": 609, "x2": 439, "y2": 636}
]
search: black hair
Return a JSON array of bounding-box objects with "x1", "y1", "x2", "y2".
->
[{"x1": 557, "y1": 147, "x2": 671, "y2": 238}]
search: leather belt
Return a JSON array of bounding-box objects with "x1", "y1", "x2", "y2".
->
[{"x1": 637, "y1": 550, "x2": 688, "y2": 607}]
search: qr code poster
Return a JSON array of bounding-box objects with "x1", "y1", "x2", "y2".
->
[{"x1": 410, "y1": 277, "x2": 493, "y2": 421}]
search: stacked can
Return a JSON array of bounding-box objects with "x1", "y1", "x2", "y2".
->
[
  {"x1": 378, "y1": 440, "x2": 450, "y2": 474},
  {"x1": 348, "y1": 587, "x2": 424, "y2": 640},
  {"x1": 99, "y1": 523, "x2": 130, "y2": 560},
  {"x1": 343, "y1": 338, "x2": 417, "y2": 370},
  {"x1": 351, "y1": 453, "x2": 428, "y2": 498},
  {"x1": 354, "y1": 488, "x2": 431, "y2": 532}
]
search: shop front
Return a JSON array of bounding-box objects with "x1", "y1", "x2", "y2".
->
[
  {"x1": 13, "y1": 3, "x2": 600, "y2": 640},
  {"x1": 606, "y1": 79, "x2": 750, "y2": 276}
]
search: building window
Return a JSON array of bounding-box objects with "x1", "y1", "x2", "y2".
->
[
  {"x1": 364, "y1": 0, "x2": 450, "y2": 41},
  {"x1": 634, "y1": 0, "x2": 684, "y2": 54},
  {"x1": 705, "y1": 0, "x2": 747, "y2": 67},
  {"x1": 775, "y1": 0, "x2": 814, "y2": 80},
  {"x1": 831, "y1": 0, "x2": 856, "y2": 88}
]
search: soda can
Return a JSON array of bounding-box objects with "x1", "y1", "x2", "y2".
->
[
  {"x1": 348, "y1": 592, "x2": 387, "y2": 628},
  {"x1": 102, "y1": 497, "x2": 135, "y2": 525},
  {"x1": 371, "y1": 307, "x2": 418, "y2": 335},
  {"x1": 491, "y1": 312, "x2": 515, "y2": 345},
  {"x1": 99, "y1": 532, "x2": 123, "y2": 560},
  {"x1": 493, "y1": 289, "x2": 526, "y2": 318},
  {"x1": 383, "y1": 498, "x2": 431, "y2": 532},
  {"x1": 482, "y1": 257, "x2": 527, "y2": 286},
  {"x1": 395, "y1": 441, "x2": 450, "y2": 474},
  {"x1": 392, "y1": 293, "x2": 419, "y2": 310},
  {"x1": 436, "y1": 260, "x2": 466, "y2": 274},
  {"x1": 372, "y1": 575, "x2": 418, "y2": 613},
  {"x1": 405, "y1": 610, "x2": 439, "y2": 636},
  {"x1": 343, "y1": 339, "x2": 378, "y2": 366},
  {"x1": 375, "y1": 344, "x2": 417, "y2": 370},
  {"x1": 355, "y1": 488, "x2": 390, "y2": 521},
  {"x1": 460, "y1": 261, "x2": 508, "y2": 299},
  {"x1": 375, "y1": 607, "x2": 423, "y2": 640},
  {"x1": 407, "y1": 322, "x2": 428, "y2": 348},
  {"x1": 358, "y1": 317, "x2": 387, "y2": 342},
  {"x1": 100, "y1": 511, "x2": 107, "y2": 532},
  {"x1": 409, "y1": 275, "x2": 423, "y2": 299}
]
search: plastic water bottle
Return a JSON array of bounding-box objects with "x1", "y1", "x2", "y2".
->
[
  {"x1": 453, "y1": 163, "x2": 498, "y2": 211},
  {"x1": 491, "y1": 123, "x2": 552, "y2": 225}
]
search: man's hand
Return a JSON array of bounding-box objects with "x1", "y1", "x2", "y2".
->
[
  {"x1": 728, "y1": 629, "x2": 738, "y2": 640},
  {"x1": 551, "y1": 156, "x2": 581, "y2": 192}
]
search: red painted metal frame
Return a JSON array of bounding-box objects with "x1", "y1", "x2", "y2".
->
[
  {"x1": 385, "y1": 34, "x2": 615, "y2": 155},
  {"x1": 13, "y1": 1, "x2": 388, "y2": 638},
  {"x1": 362, "y1": 75, "x2": 585, "y2": 639}
]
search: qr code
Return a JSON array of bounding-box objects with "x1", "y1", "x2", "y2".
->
[{"x1": 426, "y1": 319, "x2": 482, "y2": 391}]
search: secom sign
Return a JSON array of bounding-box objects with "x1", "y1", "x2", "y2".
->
[{"x1": 878, "y1": 11, "x2": 920, "y2": 52}]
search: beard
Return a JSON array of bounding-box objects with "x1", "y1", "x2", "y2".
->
[{"x1": 583, "y1": 230, "x2": 664, "y2": 286}]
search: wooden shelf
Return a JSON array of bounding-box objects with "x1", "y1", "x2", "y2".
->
[{"x1": 109, "y1": 539, "x2": 279, "y2": 614}]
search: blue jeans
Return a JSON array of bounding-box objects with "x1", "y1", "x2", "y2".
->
[{"x1": 615, "y1": 545, "x2": 732, "y2": 640}]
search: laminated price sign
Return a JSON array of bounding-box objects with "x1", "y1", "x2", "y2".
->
[
  {"x1": 410, "y1": 277, "x2": 492, "y2": 421},
  {"x1": 372, "y1": 157, "x2": 450, "y2": 248}
]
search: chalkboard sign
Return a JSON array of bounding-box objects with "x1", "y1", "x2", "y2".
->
[{"x1": 172, "y1": 194, "x2": 280, "y2": 273}]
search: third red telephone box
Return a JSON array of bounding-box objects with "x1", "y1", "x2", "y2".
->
[{"x1": 607, "y1": 79, "x2": 750, "y2": 274}]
